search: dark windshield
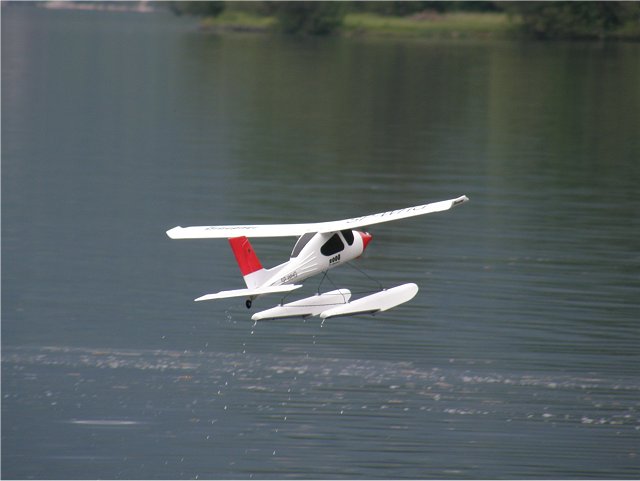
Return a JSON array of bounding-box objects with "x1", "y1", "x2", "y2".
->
[
  {"x1": 341, "y1": 229, "x2": 354, "y2": 246},
  {"x1": 321, "y1": 233, "x2": 345, "y2": 256}
]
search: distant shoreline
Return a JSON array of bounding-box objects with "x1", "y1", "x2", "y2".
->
[
  {"x1": 24, "y1": 3, "x2": 640, "y2": 42},
  {"x1": 202, "y1": 10, "x2": 639, "y2": 42},
  {"x1": 200, "y1": 11, "x2": 518, "y2": 40}
]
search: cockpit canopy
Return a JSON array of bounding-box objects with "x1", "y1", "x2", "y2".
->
[{"x1": 290, "y1": 230, "x2": 356, "y2": 258}]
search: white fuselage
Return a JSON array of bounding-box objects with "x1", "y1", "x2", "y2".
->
[{"x1": 247, "y1": 230, "x2": 371, "y2": 290}]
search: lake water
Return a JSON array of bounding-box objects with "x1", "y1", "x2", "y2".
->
[{"x1": 2, "y1": 6, "x2": 639, "y2": 479}]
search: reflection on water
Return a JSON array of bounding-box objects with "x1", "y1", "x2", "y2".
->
[{"x1": 3, "y1": 6, "x2": 640, "y2": 480}]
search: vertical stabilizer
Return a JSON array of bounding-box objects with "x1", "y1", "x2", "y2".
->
[{"x1": 228, "y1": 237, "x2": 268, "y2": 289}]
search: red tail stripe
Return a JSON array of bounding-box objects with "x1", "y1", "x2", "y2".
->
[{"x1": 229, "y1": 236, "x2": 263, "y2": 276}]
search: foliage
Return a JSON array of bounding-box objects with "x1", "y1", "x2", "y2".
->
[
  {"x1": 168, "y1": 1, "x2": 225, "y2": 18},
  {"x1": 349, "y1": 1, "x2": 501, "y2": 16},
  {"x1": 504, "y1": 1, "x2": 640, "y2": 39},
  {"x1": 269, "y1": 2, "x2": 346, "y2": 35}
]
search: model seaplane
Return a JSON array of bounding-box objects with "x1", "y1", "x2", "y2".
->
[{"x1": 167, "y1": 195, "x2": 468, "y2": 321}]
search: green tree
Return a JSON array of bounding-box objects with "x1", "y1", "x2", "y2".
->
[
  {"x1": 168, "y1": 1, "x2": 225, "y2": 18},
  {"x1": 350, "y1": 1, "x2": 500, "y2": 16},
  {"x1": 505, "y1": 1, "x2": 640, "y2": 39},
  {"x1": 269, "y1": 2, "x2": 346, "y2": 35}
]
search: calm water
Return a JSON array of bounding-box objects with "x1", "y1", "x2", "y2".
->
[{"x1": 2, "y1": 6, "x2": 640, "y2": 479}]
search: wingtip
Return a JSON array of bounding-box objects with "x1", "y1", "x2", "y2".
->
[
  {"x1": 166, "y1": 226, "x2": 183, "y2": 239},
  {"x1": 453, "y1": 195, "x2": 469, "y2": 206}
]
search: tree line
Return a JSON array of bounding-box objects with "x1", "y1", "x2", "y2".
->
[{"x1": 168, "y1": 1, "x2": 640, "y2": 39}]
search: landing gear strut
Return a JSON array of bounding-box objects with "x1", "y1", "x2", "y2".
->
[{"x1": 245, "y1": 299, "x2": 252, "y2": 309}]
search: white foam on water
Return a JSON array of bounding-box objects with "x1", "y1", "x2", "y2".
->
[{"x1": 70, "y1": 419, "x2": 142, "y2": 426}]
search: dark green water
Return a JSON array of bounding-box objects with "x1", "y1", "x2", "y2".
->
[{"x1": 2, "y1": 6, "x2": 639, "y2": 479}]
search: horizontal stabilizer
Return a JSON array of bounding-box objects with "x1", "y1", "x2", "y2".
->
[
  {"x1": 320, "y1": 283, "x2": 418, "y2": 319},
  {"x1": 194, "y1": 284, "x2": 302, "y2": 302},
  {"x1": 251, "y1": 289, "x2": 351, "y2": 321}
]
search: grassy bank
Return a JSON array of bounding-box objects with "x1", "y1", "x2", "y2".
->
[
  {"x1": 200, "y1": 10, "x2": 276, "y2": 33},
  {"x1": 343, "y1": 12, "x2": 517, "y2": 39}
]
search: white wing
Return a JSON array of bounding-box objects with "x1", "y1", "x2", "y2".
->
[{"x1": 167, "y1": 195, "x2": 468, "y2": 239}]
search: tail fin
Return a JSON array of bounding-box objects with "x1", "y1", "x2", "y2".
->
[{"x1": 229, "y1": 237, "x2": 268, "y2": 289}]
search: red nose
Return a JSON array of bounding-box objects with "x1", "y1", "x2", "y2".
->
[{"x1": 359, "y1": 231, "x2": 373, "y2": 251}]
